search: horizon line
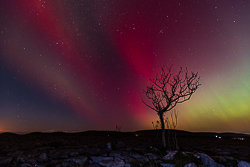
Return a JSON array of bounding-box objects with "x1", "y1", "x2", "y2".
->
[{"x1": 1, "y1": 129, "x2": 250, "y2": 135}]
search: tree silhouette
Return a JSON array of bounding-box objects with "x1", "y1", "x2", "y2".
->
[{"x1": 142, "y1": 64, "x2": 201, "y2": 148}]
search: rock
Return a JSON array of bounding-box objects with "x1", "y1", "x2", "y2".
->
[
  {"x1": 108, "y1": 159, "x2": 125, "y2": 167},
  {"x1": 214, "y1": 156, "x2": 227, "y2": 163},
  {"x1": 65, "y1": 156, "x2": 88, "y2": 165},
  {"x1": 88, "y1": 164, "x2": 102, "y2": 167},
  {"x1": 149, "y1": 146, "x2": 160, "y2": 153},
  {"x1": 50, "y1": 159, "x2": 60, "y2": 164},
  {"x1": 118, "y1": 154, "x2": 134, "y2": 163},
  {"x1": 130, "y1": 152, "x2": 149, "y2": 162},
  {"x1": 37, "y1": 152, "x2": 48, "y2": 162},
  {"x1": 1, "y1": 133, "x2": 246, "y2": 167},
  {"x1": 0, "y1": 156, "x2": 14, "y2": 166},
  {"x1": 61, "y1": 161, "x2": 71, "y2": 167},
  {"x1": 76, "y1": 148, "x2": 85, "y2": 154},
  {"x1": 26, "y1": 158, "x2": 37, "y2": 165},
  {"x1": 162, "y1": 151, "x2": 178, "y2": 160},
  {"x1": 125, "y1": 147, "x2": 133, "y2": 152},
  {"x1": 200, "y1": 153, "x2": 225, "y2": 167},
  {"x1": 184, "y1": 163, "x2": 197, "y2": 167},
  {"x1": 91, "y1": 156, "x2": 113, "y2": 163},
  {"x1": 26, "y1": 152, "x2": 37, "y2": 159},
  {"x1": 238, "y1": 161, "x2": 250, "y2": 167},
  {"x1": 99, "y1": 159, "x2": 113, "y2": 166},
  {"x1": 124, "y1": 163, "x2": 131, "y2": 167},
  {"x1": 183, "y1": 151, "x2": 200, "y2": 159},
  {"x1": 130, "y1": 152, "x2": 145, "y2": 159},
  {"x1": 48, "y1": 150, "x2": 57, "y2": 159},
  {"x1": 108, "y1": 152, "x2": 123, "y2": 162},
  {"x1": 17, "y1": 154, "x2": 26, "y2": 163},
  {"x1": 193, "y1": 152, "x2": 200, "y2": 159},
  {"x1": 116, "y1": 142, "x2": 126, "y2": 149},
  {"x1": 224, "y1": 156, "x2": 234, "y2": 160},
  {"x1": 60, "y1": 151, "x2": 69, "y2": 159},
  {"x1": 49, "y1": 150, "x2": 68, "y2": 159},
  {"x1": 145, "y1": 153, "x2": 160, "y2": 160},
  {"x1": 109, "y1": 152, "x2": 122, "y2": 158},
  {"x1": 107, "y1": 143, "x2": 112, "y2": 151},
  {"x1": 68, "y1": 151, "x2": 79, "y2": 157},
  {"x1": 20, "y1": 163, "x2": 33, "y2": 167},
  {"x1": 160, "y1": 163, "x2": 176, "y2": 167}
]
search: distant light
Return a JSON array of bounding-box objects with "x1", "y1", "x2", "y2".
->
[
  {"x1": 135, "y1": 134, "x2": 138, "y2": 137},
  {"x1": 218, "y1": 137, "x2": 222, "y2": 139},
  {"x1": 233, "y1": 138, "x2": 245, "y2": 140},
  {"x1": 215, "y1": 135, "x2": 218, "y2": 138}
]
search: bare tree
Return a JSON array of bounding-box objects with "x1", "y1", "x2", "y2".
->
[{"x1": 142, "y1": 64, "x2": 201, "y2": 148}]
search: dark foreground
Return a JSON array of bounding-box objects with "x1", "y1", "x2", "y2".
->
[{"x1": 0, "y1": 130, "x2": 249, "y2": 166}]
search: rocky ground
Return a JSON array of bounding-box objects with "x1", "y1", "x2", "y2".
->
[{"x1": 0, "y1": 131, "x2": 249, "y2": 167}]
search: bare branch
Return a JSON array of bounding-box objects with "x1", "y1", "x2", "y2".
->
[
  {"x1": 141, "y1": 98, "x2": 157, "y2": 112},
  {"x1": 142, "y1": 64, "x2": 201, "y2": 114}
]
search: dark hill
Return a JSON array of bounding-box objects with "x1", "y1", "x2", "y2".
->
[{"x1": 1, "y1": 129, "x2": 249, "y2": 138}]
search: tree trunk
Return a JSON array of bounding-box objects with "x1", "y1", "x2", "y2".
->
[{"x1": 159, "y1": 112, "x2": 166, "y2": 148}]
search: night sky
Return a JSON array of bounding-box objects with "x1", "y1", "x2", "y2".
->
[{"x1": 1, "y1": 1, "x2": 250, "y2": 134}]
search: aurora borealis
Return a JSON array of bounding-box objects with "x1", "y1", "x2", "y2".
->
[{"x1": 1, "y1": 0, "x2": 250, "y2": 134}]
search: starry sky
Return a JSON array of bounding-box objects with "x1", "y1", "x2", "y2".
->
[{"x1": 1, "y1": 0, "x2": 250, "y2": 134}]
